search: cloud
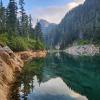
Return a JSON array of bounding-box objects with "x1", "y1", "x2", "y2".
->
[
  {"x1": 74, "y1": 0, "x2": 85, "y2": 3},
  {"x1": 32, "y1": 0, "x2": 85, "y2": 27}
]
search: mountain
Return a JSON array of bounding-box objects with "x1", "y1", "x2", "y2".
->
[
  {"x1": 39, "y1": 19, "x2": 57, "y2": 48},
  {"x1": 51, "y1": 0, "x2": 100, "y2": 49},
  {"x1": 39, "y1": 19, "x2": 56, "y2": 34}
]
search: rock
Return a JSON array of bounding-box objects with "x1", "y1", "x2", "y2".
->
[
  {"x1": 3, "y1": 46, "x2": 13, "y2": 54},
  {"x1": 0, "y1": 46, "x2": 23, "y2": 100},
  {"x1": 20, "y1": 52, "x2": 30, "y2": 60},
  {"x1": 0, "y1": 43, "x2": 5, "y2": 47},
  {"x1": 16, "y1": 50, "x2": 47, "y2": 61},
  {"x1": 65, "y1": 45, "x2": 100, "y2": 56}
]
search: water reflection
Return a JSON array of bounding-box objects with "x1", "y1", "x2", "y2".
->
[
  {"x1": 10, "y1": 58, "x2": 45, "y2": 100},
  {"x1": 55, "y1": 52, "x2": 60, "y2": 58},
  {"x1": 25, "y1": 76, "x2": 87, "y2": 100},
  {"x1": 44, "y1": 53, "x2": 100, "y2": 100},
  {"x1": 10, "y1": 53, "x2": 100, "y2": 100}
]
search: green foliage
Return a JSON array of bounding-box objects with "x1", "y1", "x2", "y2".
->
[
  {"x1": 0, "y1": 34, "x2": 44, "y2": 51},
  {"x1": 0, "y1": 33, "x2": 8, "y2": 45},
  {"x1": 0, "y1": 1, "x2": 6, "y2": 34},
  {"x1": 23, "y1": 59, "x2": 44, "y2": 76},
  {"x1": 6, "y1": 0, "x2": 17, "y2": 35},
  {"x1": 34, "y1": 40, "x2": 45, "y2": 50},
  {"x1": 78, "y1": 40, "x2": 89, "y2": 45},
  {"x1": 7, "y1": 37, "x2": 28, "y2": 51},
  {"x1": 0, "y1": 0, "x2": 45, "y2": 51},
  {"x1": 7, "y1": 37, "x2": 44, "y2": 51},
  {"x1": 34, "y1": 22, "x2": 43, "y2": 41}
]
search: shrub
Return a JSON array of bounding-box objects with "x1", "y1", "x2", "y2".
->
[
  {"x1": 78, "y1": 40, "x2": 89, "y2": 45},
  {"x1": 34, "y1": 40, "x2": 44, "y2": 50},
  {"x1": 7, "y1": 37, "x2": 28, "y2": 51},
  {"x1": 0, "y1": 33, "x2": 8, "y2": 46},
  {"x1": 0, "y1": 33, "x2": 45, "y2": 51}
]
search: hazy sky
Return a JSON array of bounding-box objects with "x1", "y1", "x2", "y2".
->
[{"x1": 3, "y1": 0, "x2": 85, "y2": 26}]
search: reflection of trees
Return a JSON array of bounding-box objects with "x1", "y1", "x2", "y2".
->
[
  {"x1": 10, "y1": 78, "x2": 21, "y2": 100},
  {"x1": 10, "y1": 58, "x2": 45, "y2": 100}
]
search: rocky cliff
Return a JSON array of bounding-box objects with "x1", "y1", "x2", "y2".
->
[{"x1": 0, "y1": 46, "x2": 23, "y2": 100}]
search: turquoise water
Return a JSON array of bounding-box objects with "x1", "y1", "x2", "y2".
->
[{"x1": 11, "y1": 52, "x2": 100, "y2": 100}]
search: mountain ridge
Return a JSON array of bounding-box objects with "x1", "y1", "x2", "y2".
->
[
  {"x1": 49, "y1": 0, "x2": 100, "y2": 49},
  {"x1": 39, "y1": 19, "x2": 57, "y2": 34}
]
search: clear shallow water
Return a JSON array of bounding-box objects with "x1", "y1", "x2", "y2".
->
[{"x1": 10, "y1": 52, "x2": 100, "y2": 100}]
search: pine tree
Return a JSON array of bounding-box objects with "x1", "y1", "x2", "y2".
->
[
  {"x1": 34, "y1": 21, "x2": 43, "y2": 41},
  {"x1": 6, "y1": 0, "x2": 17, "y2": 36},
  {"x1": 19, "y1": 0, "x2": 25, "y2": 36},
  {"x1": 16, "y1": 18, "x2": 21, "y2": 35},
  {"x1": 23, "y1": 14, "x2": 29, "y2": 38},
  {"x1": 29, "y1": 14, "x2": 32, "y2": 36},
  {"x1": 0, "y1": 0, "x2": 6, "y2": 34}
]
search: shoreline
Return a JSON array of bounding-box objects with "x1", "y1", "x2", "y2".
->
[{"x1": 15, "y1": 50, "x2": 47, "y2": 61}]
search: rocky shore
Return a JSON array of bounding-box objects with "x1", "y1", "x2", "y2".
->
[
  {"x1": 0, "y1": 46, "x2": 46, "y2": 100},
  {"x1": 15, "y1": 50, "x2": 47, "y2": 61},
  {"x1": 65, "y1": 45, "x2": 100, "y2": 56},
  {"x1": 0, "y1": 46, "x2": 23, "y2": 100}
]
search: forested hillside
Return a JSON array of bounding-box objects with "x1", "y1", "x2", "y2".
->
[
  {"x1": 50, "y1": 0, "x2": 100, "y2": 49},
  {"x1": 0, "y1": 0, "x2": 44, "y2": 51}
]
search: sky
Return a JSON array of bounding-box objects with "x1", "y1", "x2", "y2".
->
[{"x1": 3, "y1": 0, "x2": 85, "y2": 27}]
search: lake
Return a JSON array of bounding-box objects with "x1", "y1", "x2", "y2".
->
[{"x1": 10, "y1": 52, "x2": 100, "y2": 100}]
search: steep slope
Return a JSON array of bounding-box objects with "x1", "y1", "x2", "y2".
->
[{"x1": 52, "y1": 0, "x2": 100, "y2": 48}]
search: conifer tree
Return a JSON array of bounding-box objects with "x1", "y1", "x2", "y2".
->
[
  {"x1": 19, "y1": 0, "x2": 25, "y2": 36},
  {"x1": 34, "y1": 21, "x2": 43, "y2": 41},
  {"x1": 29, "y1": 14, "x2": 32, "y2": 36},
  {"x1": 6, "y1": 0, "x2": 17, "y2": 36},
  {"x1": 0, "y1": 0, "x2": 6, "y2": 34}
]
